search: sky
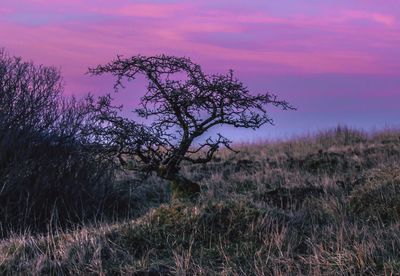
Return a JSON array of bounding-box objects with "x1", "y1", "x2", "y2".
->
[{"x1": 1, "y1": 0, "x2": 399, "y2": 141}]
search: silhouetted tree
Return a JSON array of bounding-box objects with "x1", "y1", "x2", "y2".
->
[
  {"x1": 0, "y1": 49, "x2": 118, "y2": 233},
  {"x1": 89, "y1": 55, "x2": 294, "y2": 198}
]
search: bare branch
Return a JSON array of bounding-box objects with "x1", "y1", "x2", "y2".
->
[{"x1": 88, "y1": 54, "x2": 295, "y2": 182}]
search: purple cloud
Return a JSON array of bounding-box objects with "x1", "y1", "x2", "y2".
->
[{"x1": 1, "y1": 0, "x2": 399, "y2": 139}]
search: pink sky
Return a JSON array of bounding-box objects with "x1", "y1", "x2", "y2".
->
[{"x1": 1, "y1": 0, "x2": 399, "y2": 139}]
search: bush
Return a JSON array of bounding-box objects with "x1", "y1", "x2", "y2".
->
[{"x1": 0, "y1": 50, "x2": 119, "y2": 235}]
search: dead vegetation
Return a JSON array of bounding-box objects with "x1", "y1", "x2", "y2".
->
[{"x1": 1, "y1": 126, "x2": 400, "y2": 275}]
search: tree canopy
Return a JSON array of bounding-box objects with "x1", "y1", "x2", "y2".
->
[{"x1": 89, "y1": 55, "x2": 294, "y2": 196}]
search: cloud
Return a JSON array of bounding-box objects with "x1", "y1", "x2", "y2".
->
[
  {"x1": 180, "y1": 43, "x2": 383, "y2": 75},
  {"x1": 342, "y1": 10, "x2": 396, "y2": 27},
  {"x1": 1, "y1": 1, "x2": 399, "y2": 78},
  {"x1": 92, "y1": 3, "x2": 187, "y2": 18},
  {"x1": 0, "y1": 8, "x2": 12, "y2": 14}
]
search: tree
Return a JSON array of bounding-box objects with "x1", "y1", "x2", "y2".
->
[
  {"x1": 0, "y1": 49, "x2": 117, "y2": 233},
  {"x1": 89, "y1": 55, "x2": 294, "y2": 198},
  {"x1": 0, "y1": 48, "x2": 97, "y2": 145},
  {"x1": 0, "y1": 49, "x2": 63, "y2": 134}
]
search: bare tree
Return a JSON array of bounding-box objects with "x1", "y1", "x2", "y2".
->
[
  {"x1": 0, "y1": 50, "x2": 118, "y2": 233},
  {"x1": 89, "y1": 55, "x2": 294, "y2": 198}
]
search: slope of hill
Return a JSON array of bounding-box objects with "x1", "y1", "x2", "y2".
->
[{"x1": 1, "y1": 127, "x2": 400, "y2": 275}]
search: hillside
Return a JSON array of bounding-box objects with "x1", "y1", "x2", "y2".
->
[{"x1": 1, "y1": 126, "x2": 400, "y2": 275}]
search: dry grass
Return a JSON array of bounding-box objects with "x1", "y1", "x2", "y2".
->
[{"x1": 1, "y1": 127, "x2": 400, "y2": 275}]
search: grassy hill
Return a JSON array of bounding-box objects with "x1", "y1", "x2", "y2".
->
[{"x1": 1, "y1": 126, "x2": 400, "y2": 275}]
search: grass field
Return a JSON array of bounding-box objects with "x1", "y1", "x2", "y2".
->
[{"x1": 1, "y1": 126, "x2": 400, "y2": 275}]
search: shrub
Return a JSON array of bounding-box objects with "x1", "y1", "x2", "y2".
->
[{"x1": 0, "y1": 50, "x2": 118, "y2": 235}]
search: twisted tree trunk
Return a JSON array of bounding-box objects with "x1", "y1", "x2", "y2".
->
[
  {"x1": 157, "y1": 165, "x2": 200, "y2": 200},
  {"x1": 170, "y1": 174, "x2": 201, "y2": 200}
]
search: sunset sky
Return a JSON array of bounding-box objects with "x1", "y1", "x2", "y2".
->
[{"x1": 1, "y1": 0, "x2": 399, "y2": 140}]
